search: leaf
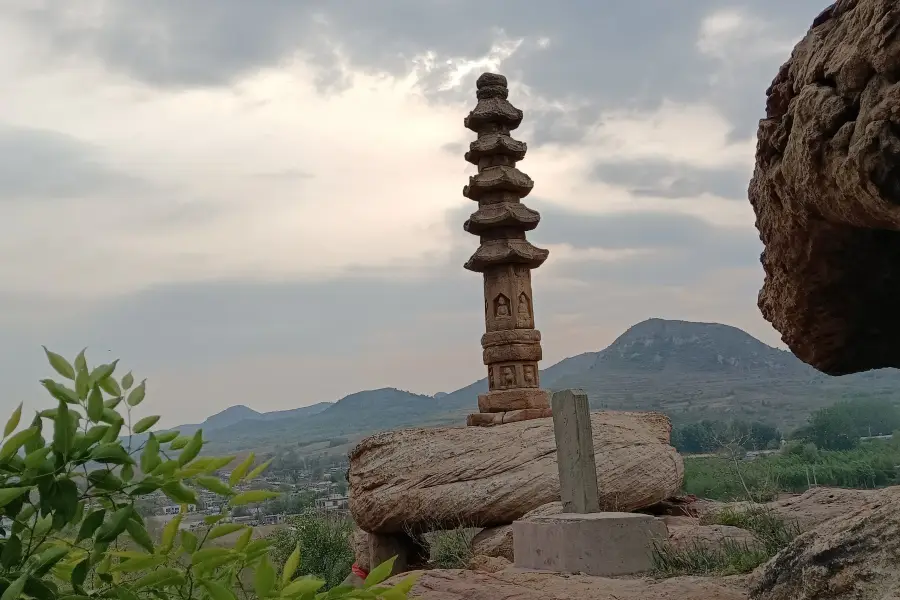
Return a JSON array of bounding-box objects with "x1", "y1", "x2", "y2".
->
[
  {"x1": 196, "y1": 476, "x2": 234, "y2": 496},
  {"x1": 234, "y1": 527, "x2": 253, "y2": 552},
  {"x1": 204, "y1": 514, "x2": 227, "y2": 525},
  {"x1": 180, "y1": 529, "x2": 198, "y2": 553},
  {"x1": 23, "y1": 415, "x2": 43, "y2": 454},
  {"x1": 177, "y1": 430, "x2": 203, "y2": 467},
  {"x1": 0, "y1": 534, "x2": 21, "y2": 568},
  {"x1": 76, "y1": 508, "x2": 106, "y2": 542},
  {"x1": 168, "y1": 436, "x2": 190, "y2": 450},
  {"x1": 128, "y1": 479, "x2": 162, "y2": 496},
  {"x1": 121, "y1": 463, "x2": 134, "y2": 482},
  {"x1": 52, "y1": 400, "x2": 72, "y2": 457},
  {"x1": 89, "y1": 443, "x2": 133, "y2": 465},
  {"x1": 199, "y1": 579, "x2": 236, "y2": 600},
  {"x1": 151, "y1": 460, "x2": 179, "y2": 477},
  {"x1": 281, "y1": 576, "x2": 325, "y2": 597},
  {"x1": 255, "y1": 554, "x2": 276, "y2": 598},
  {"x1": 160, "y1": 512, "x2": 181, "y2": 552},
  {"x1": 140, "y1": 434, "x2": 161, "y2": 474},
  {"x1": 161, "y1": 481, "x2": 197, "y2": 505},
  {"x1": 190, "y1": 547, "x2": 231, "y2": 565},
  {"x1": 103, "y1": 396, "x2": 123, "y2": 409},
  {"x1": 88, "y1": 469, "x2": 123, "y2": 491},
  {"x1": 0, "y1": 427, "x2": 38, "y2": 462},
  {"x1": 187, "y1": 455, "x2": 236, "y2": 473},
  {"x1": 131, "y1": 567, "x2": 184, "y2": 590},
  {"x1": 75, "y1": 369, "x2": 90, "y2": 401},
  {"x1": 132, "y1": 415, "x2": 160, "y2": 434},
  {"x1": 83, "y1": 424, "x2": 108, "y2": 446},
  {"x1": 155, "y1": 430, "x2": 179, "y2": 443},
  {"x1": 3, "y1": 403, "x2": 22, "y2": 438},
  {"x1": 95, "y1": 505, "x2": 133, "y2": 543},
  {"x1": 246, "y1": 458, "x2": 273, "y2": 481},
  {"x1": 89, "y1": 360, "x2": 118, "y2": 386},
  {"x1": 125, "y1": 518, "x2": 154, "y2": 553},
  {"x1": 115, "y1": 588, "x2": 140, "y2": 600},
  {"x1": 229, "y1": 453, "x2": 255, "y2": 486},
  {"x1": 110, "y1": 555, "x2": 164, "y2": 573},
  {"x1": 121, "y1": 371, "x2": 134, "y2": 390},
  {"x1": 283, "y1": 542, "x2": 301, "y2": 585},
  {"x1": 365, "y1": 556, "x2": 397, "y2": 587},
  {"x1": 22, "y1": 446, "x2": 51, "y2": 469},
  {"x1": 49, "y1": 477, "x2": 79, "y2": 524},
  {"x1": 230, "y1": 490, "x2": 279, "y2": 506},
  {"x1": 208, "y1": 523, "x2": 245, "y2": 540},
  {"x1": 32, "y1": 545, "x2": 69, "y2": 576},
  {"x1": 0, "y1": 487, "x2": 30, "y2": 508},
  {"x1": 98, "y1": 376, "x2": 121, "y2": 397},
  {"x1": 40, "y1": 380, "x2": 79, "y2": 404},
  {"x1": 100, "y1": 420, "x2": 123, "y2": 444},
  {"x1": 387, "y1": 572, "x2": 420, "y2": 595},
  {"x1": 0, "y1": 573, "x2": 26, "y2": 600},
  {"x1": 43, "y1": 346, "x2": 75, "y2": 380},
  {"x1": 126, "y1": 380, "x2": 146, "y2": 407},
  {"x1": 71, "y1": 559, "x2": 89, "y2": 587},
  {"x1": 87, "y1": 386, "x2": 104, "y2": 422},
  {"x1": 74, "y1": 348, "x2": 87, "y2": 373}
]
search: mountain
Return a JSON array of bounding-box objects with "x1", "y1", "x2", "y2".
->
[{"x1": 174, "y1": 318, "x2": 900, "y2": 454}]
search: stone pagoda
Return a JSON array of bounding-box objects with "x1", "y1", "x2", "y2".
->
[{"x1": 462, "y1": 72, "x2": 552, "y2": 427}]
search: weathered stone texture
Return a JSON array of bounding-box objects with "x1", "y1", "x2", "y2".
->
[
  {"x1": 463, "y1": 72, "x2": 552, "y2": 423},
  {"x1": 348, "y1": 410, "x2": 682, "y2": 534},
  {"x1": 750, "y1": 0, "x2": 900, "y2": 374}
]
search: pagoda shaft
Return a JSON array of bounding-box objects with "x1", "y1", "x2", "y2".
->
[{"x1": 461, "y1": 73, "x2": 551, "y2": 427}]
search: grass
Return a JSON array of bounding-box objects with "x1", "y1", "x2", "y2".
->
[
  {"x1": 652, "y1": 503, "x2": 801, "y2": 577},
  {"x1": 683, "y1": 439, "x2": 900, "y2": 501},
  {"x1": 427, "y1": 526, "x2": 479, "y2": 569}
]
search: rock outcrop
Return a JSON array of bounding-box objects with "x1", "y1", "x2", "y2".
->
[
  {"x1": 349, "y1": 411, "x2": 682, "y2": 533},
  {"x1": 749, "y1": 0, "x2": 900, "y2": 375},
  {"x1": 389, "y1": 569, "x2": 748, "y2": 600},
  {"x1": 750, "y1": 486, "x2": 900, "y2": 599}
]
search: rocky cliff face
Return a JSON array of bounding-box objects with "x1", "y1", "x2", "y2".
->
[{"x1": 749, "y1": 0, "x2": 900, "y2": 375}]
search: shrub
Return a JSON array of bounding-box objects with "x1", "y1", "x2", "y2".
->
[
  {"x1": 269, "y1": 510, "x2": 355, "y2": 590},
  {"x1": 0, "y1": 347, "x2": 416, "y2": 599},
  {"x1": 427, "y1": 527, "x2": 478, "y2": 569}
]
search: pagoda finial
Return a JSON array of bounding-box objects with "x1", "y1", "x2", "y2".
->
[{"x1": 462, "y1": 72, "x2": 552, "y2": 427}]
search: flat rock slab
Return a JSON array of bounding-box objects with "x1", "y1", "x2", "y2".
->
[
  {"x1": 349, "y1": 410, "x2": 683, "y2": 533},
  {"x1": 387, "y1": 569, "x2": 748, "y2": 600},
  {"x1": 513, "y1": 512, "x2": 667, "y2": 576}
]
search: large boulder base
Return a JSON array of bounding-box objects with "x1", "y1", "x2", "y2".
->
[
  {"x1": 750, "y1": 486, "x2": 900, "y2": 599},
  {"x1": 389, "y1": 569, "x2": 748, "y2": 600},
  {"x1": 749, "y1": 0, "x2": 900, "y2": 374},
  {"x1": 349, "y1": 411, "x2": 682, "y2": 534}
]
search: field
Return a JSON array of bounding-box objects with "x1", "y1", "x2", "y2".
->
[{"x1": 682, "y1": 438, "x2": 900, "y2": 500}]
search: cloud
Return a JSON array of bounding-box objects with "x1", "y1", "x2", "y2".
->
[
  {"x1": 590, "y1": 160, "x2": 750, "y2": 201},
  {"x1": 0, "y1": 1, "x2": 823, "y2": 424},
  {"x1": 0, "y1": 124, "x2": 142, "y2": 201}
]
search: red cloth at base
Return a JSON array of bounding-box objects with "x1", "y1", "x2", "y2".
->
[{"x1": 351, "y1": 563, "x2": 368, "y2": 580}]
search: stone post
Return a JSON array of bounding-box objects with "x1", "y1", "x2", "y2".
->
[
  {"x1": 462, "y1": 72, "x2": 552, "y2": 427},
  {"x1": 551, "y1": 389, "x2": 600, "y2": 513}
]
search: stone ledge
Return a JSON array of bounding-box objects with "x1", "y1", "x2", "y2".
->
[
  {"x1": 467, "y1": 407, "x2": 552, "y2": 427},
  {"x1": 478, "y1": 389, "x2": 550, "y2": 412}
]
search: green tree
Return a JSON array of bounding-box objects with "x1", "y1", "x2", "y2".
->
[{"x1": 0, "y1": 348, "x2": 415, "y2": 599}]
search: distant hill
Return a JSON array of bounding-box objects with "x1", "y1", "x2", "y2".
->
[{"x1": 164, "y1": 318, "x2": 900, "y2": 454}]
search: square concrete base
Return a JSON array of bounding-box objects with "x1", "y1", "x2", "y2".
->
[{"x1": 512, "y1": 512, "x2": 667, "y2": 576}]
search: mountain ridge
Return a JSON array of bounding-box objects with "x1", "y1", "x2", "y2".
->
[{"x1": 165, "y1": 318, "x2": 900, "y2": 454}]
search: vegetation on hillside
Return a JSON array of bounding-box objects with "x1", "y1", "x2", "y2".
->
[{"x1": 0, "y1": 348, "x2": 415, "y2": 600}]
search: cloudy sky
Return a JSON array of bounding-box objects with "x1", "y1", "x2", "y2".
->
[{"x1": 0, "y1": 0, "x2": 827, "y2": 426}]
